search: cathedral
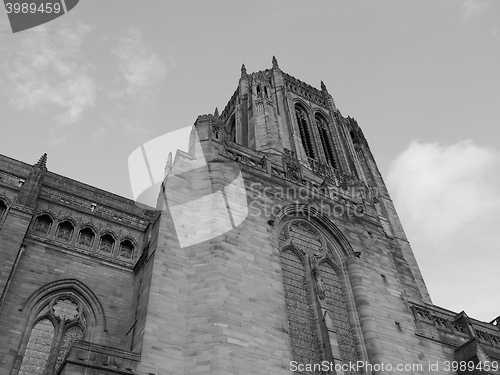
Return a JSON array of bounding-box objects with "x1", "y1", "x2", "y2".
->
[{"x1": 0, "y1": 58, "x2": 499, "y2": 375}]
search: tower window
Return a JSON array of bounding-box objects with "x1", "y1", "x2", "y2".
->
[
  {"x1": 77, "y1": 227, "x2": 95, "y2": 249},
  {"x1": 256, "y1": 85, "x2": 261, "y2": 96},
  {"x1": 0, "y1": 200, "x2": 7, "y2": 219},
  {"x1": 228, "y1": 116, "x2": 236, "y2": 143},
  {"x1": 33, "y1": 214, "x2": 52, "y2": 235},
  {"x1": 99, "y1": 234, "x2": 115, "y2": 254},
  {"x1": 56, "y1": 221, "x2": 74, "y2": 242},
  {"x1": 295, "y1": 105, "x2": 315, "y2": 159},
  {"x1": 119, "y1": 240, "x2": 134, "y2": 260},
  {"x1": 316, "y1": 114, "x2": 337, "y2": 169}
]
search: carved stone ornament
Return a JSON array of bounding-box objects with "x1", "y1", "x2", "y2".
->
[{"x1": 52, "y1": 298, "x2": 79, "y2": 322}]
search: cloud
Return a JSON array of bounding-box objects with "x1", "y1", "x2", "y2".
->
[
  {"x1": 113, "y1": 28, "x2": 174, "y2": 96},
  {"x1": 0, "y1": 22, "x2": 95, "y2": 124},
  {"x1": 387, "y1": 140, "x2": 500, "y2": 320},
  {"x1": 461, "y1": 0, "x2": 491, "y2": 21}
]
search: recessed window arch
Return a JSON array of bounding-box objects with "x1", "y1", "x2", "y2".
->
[
  {"x1": 17, "y1": 280, "x2": 106, "y2": 375},
  {"x1": 56, "y1": 221, "x2": 74, "y2": 242},
  {"x1": 33, "y1": 214, "x2": 53, "y2": 235},
  {"x1": 315, "y1": 113, "x2": 338, "y2": 169},
  {"x1": 19, "y1": 296, "x2": 86, "y2": 375},
  {"x1": 295, "y1": 104, "x2": 316, "y2": 160},
  {"x1": 98, "y1": 233, "x2": 115, "y2": 255},
  {"x1": 278, "y1": 217, "x2": 361, "y2": 370},
  {"x1": 228, "y1": 115, "x2": 236, "y2": 143},
  {"x1": 119, "y1": 239, "x2": 134, "y2": 260},
  {"x1": 77, "y1": 227, "x2": 95, "y2": 249},
  {"x1": 280, "y1": 247, "x2": 323, "y2": 366},
  {"x1": 0, "y1": 199, "x2": 7, "y2": 219}
]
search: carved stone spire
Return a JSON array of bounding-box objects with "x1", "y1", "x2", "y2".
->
[
  {"x1": 272, "y1": 55, "x2": 279, "y2": 69},
  {"x1": 36, "y1": 153, "x2": 48, "y2": 171},
  {"x1": 241, "y1": 64, "x2": 247, "y2": 76},
  {"x1": 320, "y1": 80, "x2": 328, "y2": 93},
  {"x1": 214, "y1": 107, "x2": 219, "y2": 117}
]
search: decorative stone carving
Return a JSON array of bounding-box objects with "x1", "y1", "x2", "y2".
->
[{"x1": 53, "y1": 299, "x2": 79, "y2": 322}]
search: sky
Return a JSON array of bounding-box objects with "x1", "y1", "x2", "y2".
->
[{"x1": 0, "y1": 0, "x2": 499, "y2": 322}]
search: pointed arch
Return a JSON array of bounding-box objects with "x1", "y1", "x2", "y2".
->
[
  {"x1": 279, "y1": 246, "x2": 323, "y2": 366},
  {"x1": 21, "y1": 278, "x2": 107, "y2": 335},
  {"x1": 275, "y1": 204, "x2": 363, "y2": 370},
  {"x1": 294, "y1": 103, "x2": 316, "y2": 160},
  {"x1": 275, "y1": 203, "x2": 358, "y2": 262}
]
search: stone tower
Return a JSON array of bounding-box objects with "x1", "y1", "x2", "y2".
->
[{"x1": 0, "y1": 58, "x2": 498, "y2": 375}]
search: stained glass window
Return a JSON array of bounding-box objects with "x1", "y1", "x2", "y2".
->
[
  {"x1": 280, "y1": 250, "x2": 322, "y2": 373},
  {"x1": 19, "y1": 296, "x2": 86, "y2": 375},
  {"x1": 19, "y1": 319, "x2": 54, "y2": 375}
]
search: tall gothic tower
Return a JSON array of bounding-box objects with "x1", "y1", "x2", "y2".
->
[{"x1": 0, "y1": 58, "x2": 498, "y2": 375}]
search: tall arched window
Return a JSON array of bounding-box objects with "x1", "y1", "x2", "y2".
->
[
  {"x1": 33, "y1": 214, "x2": 53, "y2": 235},
  {"x1": 315, "y1": 114, "x2": 338, "y2": 169},
  {"x1": 0, "y1": 199, "x2": 7, "y2": 220},
  {"x1": 19, "y1": 297, "x2": 86, "y2": 375},
  {"x1": 295, "y1": 105, "x2": 316, "y2": 160},
  {"x1": 228, "y1": 116, "x2": 236, "y2": 143},
  {"x1": 279, "y1": 219, "x2": 361, "y2": 372}
]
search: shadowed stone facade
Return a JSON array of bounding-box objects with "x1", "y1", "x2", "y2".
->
[{"x1": 1, "y1": 58, "x2": 499, "y2": 374}]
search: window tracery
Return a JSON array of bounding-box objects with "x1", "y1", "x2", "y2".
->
[
  {"x1": 19, "y1": 297, "x2": 87, "y2": 375},
  {"x1": 315, "y1": 114, "x2": 338, "y2": 169},
  {"x1": 279, "y1": 219, "x2": 360, "y2": 373},
  {"x1": 295, "y1": 105, "x2": 316, "y2": 160}
]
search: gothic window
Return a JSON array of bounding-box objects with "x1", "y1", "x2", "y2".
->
[
  {"x1": 0, "y1": 199, "x2": 7, "y2": 220},
  {"x1": 315, "y1": 114, "x2": 338, "y2": 169},
  {"x1": 279, "y1": 220, "x2": 361, "y2": 372},
  {"x1": 280, "y1": 249, "x2": 322, "y2": 369},
  {"x1": 295, "y1": 105, "x2": 316, "y2": 160},
  {"x1": 320, "y1": 262, "x2": 359, "y2": 364},
  {"x1": 56, "y1": 221, "x2": 74, "y2": 242},
  {"x1": 77, "y1": 227, "x2": 94, "y2": 249},
  {"x1": 98, "y1": 233, "x2": 115, "y2": 254},
  {"x1": 256, "y1": 85, "x2": 261, "y2": 96},
  {"x1": 119, "y1": 240, "x2": 134, "y2": 260},
  {"x1": 228, "y1": 116, "x2": 236, "y2": 143},
  {"x1": 33, "y1": 214, "x2": 52, "y2": 235},
  {"x1": 19, "y1": 297, "x2": 86, "y2": 375}
]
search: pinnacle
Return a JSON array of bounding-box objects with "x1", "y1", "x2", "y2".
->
[
  {"x1": 36, "y1": 153, "x2": 48, "y2": 169},
  {"x1": 321, "y1": 80, "x2": 327, "y2": 92},
  {"x1": 241, "y1": 64, "x2": 247, "y2": 76},
  {"x1": 272, "y1": 55, "x2": 279, "y2": 68},
  {"x1": 214, "y1": 107, "x2": 219, "y2": 117}
]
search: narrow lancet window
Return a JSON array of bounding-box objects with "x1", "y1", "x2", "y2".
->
[
  {"x1": 295, "y1": 105, "x2": 315, "y2": 159},
  {"x1": 316, "y1": 114, "x2": 337, "y2": 169}
]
